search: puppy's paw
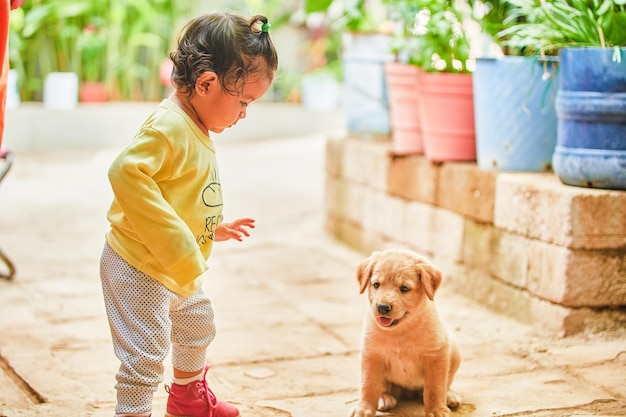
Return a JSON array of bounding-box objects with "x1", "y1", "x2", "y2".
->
[
  {"x1": 425, "y1": 406, "x2": 451, "y2": 417},
  {"x1": 350, "y1": 403, "x2": 376, "y2": 417},
  {"x1": 447, "y1": 390, "x2": 461, "y2": 409},
  {"x1": 378, "y1": 393, "x2": 398, "y2": 411}
]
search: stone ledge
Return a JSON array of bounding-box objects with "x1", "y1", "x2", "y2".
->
[
  {"x1": 437, "y1": 162, "x2": 496, "y2": 224},
  {"x1": 325, "y1": 135, "x2": 626, "y2": 335},
  {"x1": 446, "y1": 264, "x2": 626, "y2": 336},
  {"x1": 387, "y1": 155, "x2": 439, "y2": 205},
  {"x1": 495, "y1": 173, "x2": 626, "y2": 250},
  {"x1": 341, "y1": 136, "x2": 390, "y2": 191}
]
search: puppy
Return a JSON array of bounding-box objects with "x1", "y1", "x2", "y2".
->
[{"x1": 350, "y1": 249, "x2": 461, "y2": 417}]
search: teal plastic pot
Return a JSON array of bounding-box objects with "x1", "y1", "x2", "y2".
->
[
  {"x1": 473, "y1": 56, "x2": 558, "y2": 171},
  {"x1": 553, "y1": 47, "x2": 626, "y2": 190}
]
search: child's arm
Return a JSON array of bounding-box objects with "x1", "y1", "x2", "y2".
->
[{"x1": 215, "y1": 218, "x2": 255, "y2": 242}]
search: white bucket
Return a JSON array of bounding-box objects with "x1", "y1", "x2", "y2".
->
[
  {"x1": 6, "y1": 69, "x2": 20, "y2": 109},
  {"x1": 43, "y1": 72, "x2": 79, "y2": 110}
]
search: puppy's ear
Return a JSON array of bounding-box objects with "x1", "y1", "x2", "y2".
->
[
  {"x1": 420, "y1": 263, "x2": 442, "y2": 301},
  {"x1": 356, "y1": 254, "x2": 377, "y2": 294}
]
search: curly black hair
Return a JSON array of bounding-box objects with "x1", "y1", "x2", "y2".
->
[{"x1": 169, "y1": 10, "x2": 278, "y2": 97}]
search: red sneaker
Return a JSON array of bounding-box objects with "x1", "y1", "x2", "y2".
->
[{"x1": 165, "y1": 366, "x2": 240, "y2": 417}]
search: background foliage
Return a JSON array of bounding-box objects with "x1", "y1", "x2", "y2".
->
[
  {"x1": 9, "y1": 0, "x2": 192, "y2": 101},
  {"x1": 499, "y1": 0, "x2": 626, "y2": 55}
]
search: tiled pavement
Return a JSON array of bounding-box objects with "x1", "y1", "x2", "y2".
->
[{"x1": 0, "y1": 134, "x2": 624, "y2": 417}]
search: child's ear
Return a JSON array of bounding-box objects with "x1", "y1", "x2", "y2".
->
[{"x1": 196, "y1": 71, "x2": 218, "y2": 94}]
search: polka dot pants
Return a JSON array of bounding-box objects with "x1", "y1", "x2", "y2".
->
[{"x1": 100, "y1": 243, "x2": 216, "y2": 415}]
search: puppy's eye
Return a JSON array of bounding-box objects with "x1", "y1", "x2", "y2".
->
[
  {"x1": 400, "y1": 285, "x2": 410, "y2": 293},
  {"x1": 372, "y1": 282, "x2": 380, "y2": 289}
]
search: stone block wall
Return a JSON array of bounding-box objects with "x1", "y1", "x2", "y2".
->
[{"x1": 325, "y1": 135, "x2": 626, "y2": 336}]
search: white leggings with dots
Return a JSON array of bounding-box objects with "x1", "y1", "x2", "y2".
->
[{"x1": 100, "y1": 243, "x2": 216, "y2": 415}]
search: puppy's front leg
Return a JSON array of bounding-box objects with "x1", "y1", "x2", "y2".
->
[
  {"x1": 350, "y1": 356, "x2": 386, "y2": 417},
  {"x1": 423, "y1": 355, "x2": 452, "y2": 417}
]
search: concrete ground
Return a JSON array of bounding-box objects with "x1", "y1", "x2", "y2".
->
[{"x1": 0, "y1": 132, "x2": 625, "y2": 417}]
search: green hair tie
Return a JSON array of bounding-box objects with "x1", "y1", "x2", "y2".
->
[{"x1": 261, "y1": 22, "x2": 271, "y2": 33}]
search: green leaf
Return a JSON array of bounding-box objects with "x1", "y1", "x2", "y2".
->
[
  {"x1": 53, "y1": 2, "x2": 91, "y2": 19},
  {"x1": 22, "y1": 4, "x2": 53, "y2": 38},
  {"x1": 304, "y1": 0, "x2": 333, "y2": 14},
  {"x1": 597, "y1": 0, "x2": 611, "y2": 15}
]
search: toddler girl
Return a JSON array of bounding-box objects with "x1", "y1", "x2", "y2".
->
[{"x1": 100, "y1": 10, "x2": 278, "y2": 417}]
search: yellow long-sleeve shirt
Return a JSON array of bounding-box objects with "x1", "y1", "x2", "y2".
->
[{"x1": 105, "y1": 99, "x2": 223, "y2": 296}]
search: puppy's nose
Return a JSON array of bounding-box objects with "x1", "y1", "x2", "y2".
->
[{"x1": 377, "y1": 303, "x2": 392, "y2": 315}]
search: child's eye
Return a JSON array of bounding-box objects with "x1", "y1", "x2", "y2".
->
[{"x1": 240, "y1": 101, "x2": 249, "y2": 108}]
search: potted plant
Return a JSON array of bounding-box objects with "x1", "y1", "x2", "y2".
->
[
  {"x1": 384, "y1": 58, "x2": 423, "y2": 155},
  {"x1": 77, "y1": 20, "x2": 107, "y2": 102},
  {"x1": 9, "y1": 0, "x2": 190, "y2": 102},
  {"x1": 469, "y1": 0, "x2": 559, "y2": 172},
  {"x1": 298, "y1": 12, "x2": 344, "y2": 110},
  {"x1": 8, "y1": 1, "x2": 85, "y2": 102},
  {"x1": 384, "y1": 0, "x2": 476, "y2": 162},
  {"x1": 381, "y1": 0, "x2": 424, "y2": 155},
  {"x1": 304, "y1": 0, "x2": 394, "y2": 136},
  {"x1": 499, "y1": 0, "x2": 626, "y2": 190}
]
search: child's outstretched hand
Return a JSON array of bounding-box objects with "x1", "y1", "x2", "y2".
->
[{"x1": 214, "y1": 218, "x2": 255, "y2": 242}]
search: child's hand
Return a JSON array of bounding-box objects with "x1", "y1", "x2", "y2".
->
[{"x1": 214, "y1": 218, "x2": 255, "y2": 242}]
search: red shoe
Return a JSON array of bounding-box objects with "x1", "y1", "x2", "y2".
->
[{"x1": 165, "y1": 366, "x2": 240, "y2": 417}]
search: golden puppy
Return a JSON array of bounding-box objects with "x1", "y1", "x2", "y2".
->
[{"x1": 350, "y1": 249, "x2": 461, "y2": 417}]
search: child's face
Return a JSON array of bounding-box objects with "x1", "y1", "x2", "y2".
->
[{"x1": 196, "y1": 72, "x2": 272, "y2": 134}]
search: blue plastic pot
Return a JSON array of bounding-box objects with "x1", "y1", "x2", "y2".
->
[
  {"x1": 553, "y1": 47, "x2": 626, "y2": 190},
  {"x1": 473, "y1": 56, "x2": 558, "y2": 171},
  {"x1": 342, "y1": 32, "x2": 393, "y2": 136}
]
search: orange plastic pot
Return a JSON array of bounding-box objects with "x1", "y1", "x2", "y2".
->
[
  {"x1": 80, "y1": 82, "x2": 107, "y2": 102},
  {"x1": 419, "y1": 71, "x2": 476, "y2": 162},
  {"x1": 385, "y1": 62, "x2": 423, "y2": 155}
]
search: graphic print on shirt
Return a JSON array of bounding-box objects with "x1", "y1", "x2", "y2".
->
[{"x1": 196, "y1": 167, "x2": 223, "y2": 246}]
